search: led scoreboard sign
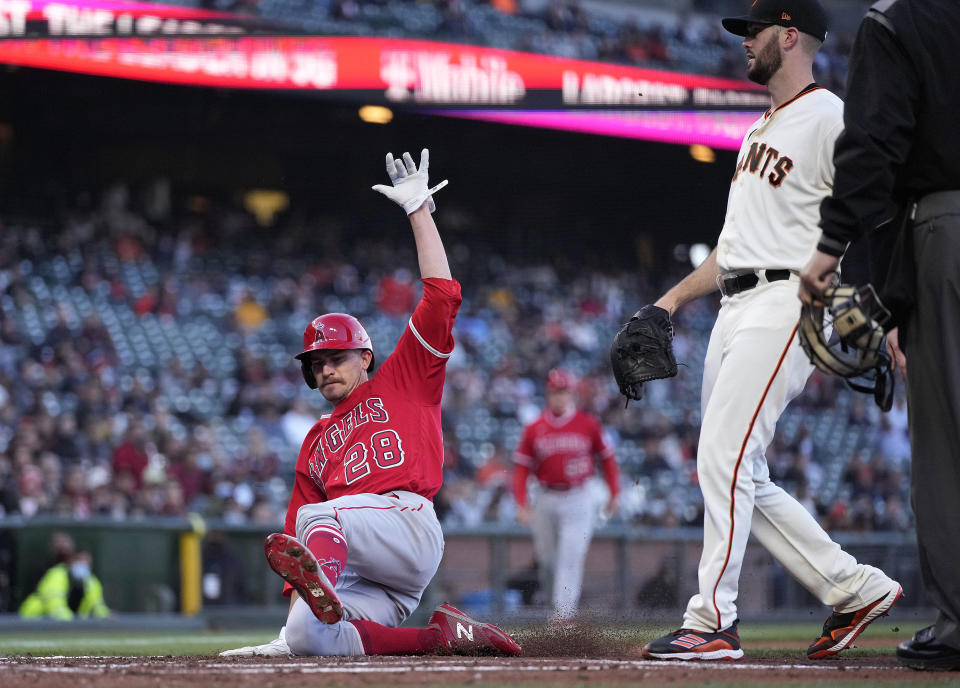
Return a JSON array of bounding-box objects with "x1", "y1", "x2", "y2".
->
[{"x1": 0, "y1": 0, "x2": 769, "y2": 148}]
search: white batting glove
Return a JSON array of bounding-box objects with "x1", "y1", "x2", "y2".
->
[
  {"x1": 372, "y1": 148, "x2": 448, "y2": 215},
  {"x1": 219, "y1": 625, "x2": 293, "y2": 657}
]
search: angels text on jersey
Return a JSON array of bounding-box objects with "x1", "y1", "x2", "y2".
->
[{"x1": 308, "y1": 397, "x2": 408, "y2": 489}]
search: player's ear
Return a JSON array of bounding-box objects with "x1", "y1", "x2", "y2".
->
[
  {"x1": 782, "y1": 26, "x2": 800, "y2": 50},
  {"x1": 360, "y1": 349, "x2": 373, "y2": 372}
]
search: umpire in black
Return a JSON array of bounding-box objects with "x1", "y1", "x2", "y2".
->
[{"x1": 799, "y1": 0, "x2": 960, "y2": 671}]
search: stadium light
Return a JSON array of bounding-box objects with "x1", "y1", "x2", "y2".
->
[
  {"x1": 359, "y1": 105, "x2": 393, "y2": 124},
  {"x1": 689, "y1": 144, "x2": 716, "y2": 163},
  {"x1": 243, "y1": 190, "x2": 289, "y2": 226},
  {"x1": 689, "y1": 243, "x2": 711, "y2": 268}
]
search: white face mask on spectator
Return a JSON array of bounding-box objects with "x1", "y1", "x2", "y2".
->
[{"x1": 70, "y1": 562, "x2": 91, "y2": 581}]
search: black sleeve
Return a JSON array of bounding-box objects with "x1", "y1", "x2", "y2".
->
[{"x1": 817, "y1": 11, "x2": 921, "y2": 256}]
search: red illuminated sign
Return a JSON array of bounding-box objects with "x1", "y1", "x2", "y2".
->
[
  {"x1": 0, "y1": 4, "x2": 770, "y2": 144},
  {"x1": 0, "y1": 34, "x2": 768, "y2": 110}
]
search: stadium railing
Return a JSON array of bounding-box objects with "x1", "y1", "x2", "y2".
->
[{"x1": 0, "y1": 517, "x2": 930, "y2": 624}]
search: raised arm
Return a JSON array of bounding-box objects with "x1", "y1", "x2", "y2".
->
[
  {"x1": 372, "y1": 148, "x2": 451, "y2": 279},
  {"x1": 654, "y1": 247, "x2": 719, "y2": 316},
  {"x1": 409, "y1": 205, "x2": 451, "y2": 280}
]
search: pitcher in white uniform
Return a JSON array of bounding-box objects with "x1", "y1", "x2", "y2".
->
[{"x1": 637, "y1": 0, "x2": 902, "y2": 662}]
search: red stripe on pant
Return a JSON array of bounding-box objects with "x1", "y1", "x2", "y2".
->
[{"x1": 709, "y1": 321, "x2": 799, "y2": 631}]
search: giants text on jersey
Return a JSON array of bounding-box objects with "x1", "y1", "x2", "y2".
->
[{"x1": 717, "y1": 85, "x2": 844, "y2": 273}]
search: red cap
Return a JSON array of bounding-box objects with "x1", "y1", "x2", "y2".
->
[{"x1": 546, "y1": 368, "x2": 576, "y2": 391}]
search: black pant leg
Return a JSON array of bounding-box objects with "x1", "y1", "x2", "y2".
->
[{"x1": 905, "y1": 202, "x2": 960, "y2": 649}]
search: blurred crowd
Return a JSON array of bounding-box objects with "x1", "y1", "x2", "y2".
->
[
  {"x1": 0, "y1": 181, "x2": 912, "y2": 532},
  {"x1": 182, "y1": 0, "x2": 862, "y2": 94}
]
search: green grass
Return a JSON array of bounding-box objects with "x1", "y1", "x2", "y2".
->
[
  {"x1": 624, "y1": 620, "x2": 912, "y2": 643},
  {"x1": 526, "y1": 620, "x2": 910, "y2": 649},
  {"x1": 738, "y1": 621, "x2": 911, "y2": 644},
  {"x1": 0, "y1": 630, "x2": 278, "y2": 657},
  {"x1": 0, "y1": 621, "x2": 920, "y2": 658}
]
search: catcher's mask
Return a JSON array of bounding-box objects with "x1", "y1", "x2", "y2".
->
[
  {"x1": 798, "y1": 284, "x2": 894, "y2": 412},
  {"x1": 295, "y1": 313, "x2": 374, "y2": 389}
]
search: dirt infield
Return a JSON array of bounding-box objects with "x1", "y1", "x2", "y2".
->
[
  {"x1": 0, "y1": 654, "x2": 951, "y2": 687},
  {"x1": 1, "y1": 625, "x2": 952, "y2": 687}
]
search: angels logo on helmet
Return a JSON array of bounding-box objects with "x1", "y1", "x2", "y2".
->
[{"x1": 313, "y1": 321, "x2": 327, "y2": 344}]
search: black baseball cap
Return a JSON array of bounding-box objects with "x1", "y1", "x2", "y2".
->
[{"x1": 722, "y1": 0, "x2": 829, "y2": 42}]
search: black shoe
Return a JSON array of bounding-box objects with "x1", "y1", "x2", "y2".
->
[
  {"x1": 808, "y1": 582, "x2": 902, "y2": 659},
  {"x1": 897, "y1": 626, "x2": 960, "y2": 671},
  {"x1": 641, "y1": 619, "x2": 743, "y2": 661}
]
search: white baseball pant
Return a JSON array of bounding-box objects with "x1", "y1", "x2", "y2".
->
[
  {"x1": 285, "y1": 491, "x2": 444, "y2": 655},
  {"x1": 531, "y1": 483, "x2": 594, "y2": 621},
  {"x1": 684, "y1": 279, "x2": 896, "y2": 632}
]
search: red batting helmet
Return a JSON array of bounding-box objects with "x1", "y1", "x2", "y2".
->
[
  {"x1": 295, "y1": 313, "x2": 375, "y2": 389},
  {"x1": 546, "y1": 368, "x2": 576, "y2": 391}
]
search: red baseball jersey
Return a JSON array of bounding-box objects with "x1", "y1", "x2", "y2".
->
[
  {"x1": 513, "y1": 408, "x2": 618, "y2": 507},
  {"x1": 284, "y1": 278, "x2": 462, "y2": 538}
]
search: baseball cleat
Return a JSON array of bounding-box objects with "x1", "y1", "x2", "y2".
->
[
  {"x1": 264, "y1": 532, "x2": 343, "y2": 625},
  {"x1": 219, "y1": 626, "x2": 293, "y2": 657},
  {"x1": 808, "y1": 581, "x2": 903, "y2": 659},
  {"x1": 641, "y1": 619, "x2": 743, "y2": 661},
  {"x1": 428, "y1": 603, "x2": 523, "y2": 656}
]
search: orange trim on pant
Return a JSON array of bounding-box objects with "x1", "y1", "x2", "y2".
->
[{"x1": 709, "y1": 321, "x2": 800, "y2": 631}]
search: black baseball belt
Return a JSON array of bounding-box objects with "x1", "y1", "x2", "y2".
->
[{"x1": 718, "y1": 269, "x2": 793, "y2": 297}]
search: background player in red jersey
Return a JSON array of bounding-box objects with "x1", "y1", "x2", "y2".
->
[
  {"x1": 222, "y1": 149, "x2": 521, "y2": 658},
  {"x1": 513, "y1": 368, "x2": 619, "y2": 625}
]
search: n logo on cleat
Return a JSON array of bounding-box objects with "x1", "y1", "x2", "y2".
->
[{"x1": 456, "y1": 622, "x2": 474, "y2": 641}]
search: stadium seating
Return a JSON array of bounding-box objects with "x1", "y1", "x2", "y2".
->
[
  {"x1": 0, "y1": 186, "x2": 911, "y2": 533},
  {"x1": 143, "y1": 0, "x2": 865, "y2": 89}
]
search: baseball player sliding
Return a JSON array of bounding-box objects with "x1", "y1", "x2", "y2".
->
[
  {"x1": 513, "y1": 369, "x2": 619, "y2": 625},
  {"x1": 616, "y1": 0, "x2": 901, "y2": 662},
  {"x1": 222, "y1": 149, "x2": 521, "y2": 658}
]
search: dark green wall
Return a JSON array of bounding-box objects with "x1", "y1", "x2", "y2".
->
[{"x1": 2, "y1": 518, "x2": 281, "y2": 613}]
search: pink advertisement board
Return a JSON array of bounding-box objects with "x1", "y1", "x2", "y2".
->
[{"x1": 0, "y1": 5, "x2": 767, "y2": 145}]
